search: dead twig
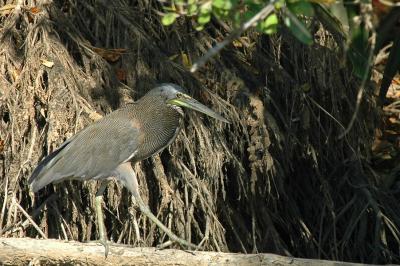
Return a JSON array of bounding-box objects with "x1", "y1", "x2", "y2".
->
[{"x1": 11, "y1": 197, "x2": 47, "y2": 239}]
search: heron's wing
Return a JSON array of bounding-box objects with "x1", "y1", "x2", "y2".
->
[
  {"x1": 29, "y1": 110, "x2": 142, "y2": 192},
  {"x1": 28, "y1": 135, "x2": 77, "y2": 185}
]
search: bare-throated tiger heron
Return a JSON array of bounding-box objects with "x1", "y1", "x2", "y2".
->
[{"x1": 28, "y1": 83, "x2": 229, "y2": 256}]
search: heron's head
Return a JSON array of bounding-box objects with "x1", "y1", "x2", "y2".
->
[{"x1": 146, "y1": 83, "x2": 229, "y2": 123}]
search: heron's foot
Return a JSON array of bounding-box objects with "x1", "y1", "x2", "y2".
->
[
  {"x1": 156, "y1": 236, "x2": 199, "y2": 250},
  {"x1": 169, "y1": 234, "x2": 199, "y2": 250},
  {"x1": 99, "y1": 238, "x2": 110, "y2": 258},
  {"x1": 134, "y1": 200, "x2": 199, "y2": 250},
  {"x1": 156, "y1": 240, "x2": 173, "y2": 249},
  {"x1": 94, "y1": 182, "x2": 110, "y2": 257},
  {"x1": 85, "y1": 239, "x2": 110, "y2": 257}
]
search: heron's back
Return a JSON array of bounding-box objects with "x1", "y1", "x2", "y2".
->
[{"x1": 29, "y1": 97, "x2": 183, "y2": 192}]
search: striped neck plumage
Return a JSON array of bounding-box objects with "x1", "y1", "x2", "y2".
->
[{"x1": 132, "y1": 94, "x2": 184, "y2": 161}]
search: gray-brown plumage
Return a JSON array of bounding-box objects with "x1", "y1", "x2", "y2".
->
[{"x1": 28, "y1": 83, "x2": 229, "y2": 256}]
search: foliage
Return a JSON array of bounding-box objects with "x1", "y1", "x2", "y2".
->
[
  {"x1": 161, "y1": 0, "x2": 400, "y2": 99},
  {"x1": 161, "y1": 0, "x2": 316, "y2": 44}
]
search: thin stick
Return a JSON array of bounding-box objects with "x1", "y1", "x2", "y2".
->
[
  {"x1": 190, "y1": 3, "x2": 275, "y2": 73},
  {"x1": 60, "y1": 223, "x2": 69, "y2": 241},
  {"x1": 195, "y1": 216, "x2": 210, "y2": 251},
  {"x1": 12, "y1": 197, "x2": 47, "y2": 239},
  {"x1": 0, "y1": 174, "x2": 9, "y2": 232},
  {"x1": 2, "y1": 194, "x2": 56, "y2": 235}
]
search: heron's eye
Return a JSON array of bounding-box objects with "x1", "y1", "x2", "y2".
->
[{"x1": 176, "y1": 93, "x2": 183, "y2": 98}]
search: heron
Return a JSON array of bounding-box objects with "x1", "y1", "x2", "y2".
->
[{"x1": 28, "y1": 83, "x2": 229, "y2": 256}]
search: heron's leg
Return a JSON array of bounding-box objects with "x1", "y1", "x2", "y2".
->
[
  {"x1": 116, "y1": 162, "x2": 197, "y2": 249},
  {"x1": 95, "y1": 180, "x2": 109, "y2": 257}
]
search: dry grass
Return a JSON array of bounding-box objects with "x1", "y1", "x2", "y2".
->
[{"x1": 0, "y1": 0, "x2": 399, "y2": 264}]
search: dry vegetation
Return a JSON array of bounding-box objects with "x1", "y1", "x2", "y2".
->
[{"x1": 0, "y1": 0, "x2": 399, "y2": 264}]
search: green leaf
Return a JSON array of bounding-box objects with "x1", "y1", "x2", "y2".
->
[
  {"x1": 274, "y1": 0, "x2": 286, "y2": 9},
  {"x1": 213, "y1": 0, "x2": 233, "y2": 10},
  {"x1": 288, "y1": 1, "x2": 314, "y2": 17},
  {"x1": 162, "y1": 13, "x2": 178, "y2": 26},
  {"x1": 328, "y1": 1, "x2": 349, "y2": 34},
  {"x1": 198, "y1": 12, "x2": 211, "y2": 24},
  {"x1": 195, "y1": 25, "x2": 204, "y2": 31},
  {"x1": 313, "y1": 4, "x2": 346, "y2": 40},
  {"x1": 214, "y1": 8, "x2": 230, "y2": 18},
  {"x1": 258, "y1": 13, "x2": 278, "y2": 35},
  {"x1": 197, "y1": 2, "x2": 212, "y2": 25},
  {"x1": 283, "y1": 9, "x2": 313, "y2": 45},
  {"x1": 188, "y1": 4, "x2": 198, "y2": 16}
]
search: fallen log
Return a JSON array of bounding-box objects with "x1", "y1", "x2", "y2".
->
[{"x1": 0, "y1": 237, "x2": 390, "y2": 266}]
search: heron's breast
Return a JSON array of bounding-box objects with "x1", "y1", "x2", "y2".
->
[{"x1": 133, "y1": 108, "x2": 182, "y2": 161}]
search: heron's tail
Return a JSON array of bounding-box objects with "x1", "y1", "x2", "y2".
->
[{"x1": 28, "y1": 141, "x2": 69, "y2": 192}]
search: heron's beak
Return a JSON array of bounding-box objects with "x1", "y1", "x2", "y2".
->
[{"x1": 168, "y1": 95, "x2": 230, "y2": 123}]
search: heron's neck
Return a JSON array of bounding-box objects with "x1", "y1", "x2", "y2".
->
[{"x1": 132, "y1": 97, "x2": 183, "y2": 161}]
